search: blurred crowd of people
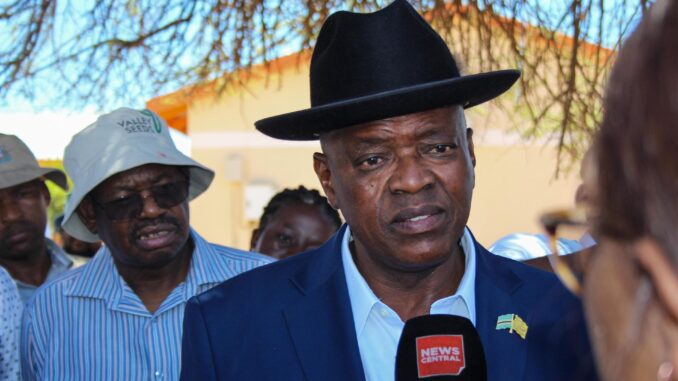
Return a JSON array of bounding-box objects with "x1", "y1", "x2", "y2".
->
[{"x1": 1, "y1": 0, "x2": 677, "y2": 380}]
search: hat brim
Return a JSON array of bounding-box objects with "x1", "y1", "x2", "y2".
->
[
  {"x1": 255, "y1": 69, "x2": 520, "y2": 140},
  {"x1": 0, "y1": 167, "x2": 68, "y2": 191},
  {"x1": 42, "y1": 168, "x2": 69, "y2": 190}
]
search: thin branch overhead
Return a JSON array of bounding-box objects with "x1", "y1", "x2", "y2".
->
[{"x1": 0, "y1": 0, "x2": 652, "y2": 169}]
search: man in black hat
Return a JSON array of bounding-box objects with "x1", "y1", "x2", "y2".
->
[{"x1": 180, "y1": 1, "x2": 598, "y2": 380}]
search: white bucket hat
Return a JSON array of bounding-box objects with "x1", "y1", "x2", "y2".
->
[
  {"x1": 61, "y1": 108, "x2": 214, "y2": 242},
  {"x1": 0, "y1": 134, "x2": 68, "y2": 190}
]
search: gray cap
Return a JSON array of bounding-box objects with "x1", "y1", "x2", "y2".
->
[
  {"x1": 0, "y1": 134, "x2": 68, "y2": 190},
  {"x1": 61, "y1": 108, "x2": 214, "y2": 242}
]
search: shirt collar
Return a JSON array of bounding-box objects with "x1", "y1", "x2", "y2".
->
[
  {"x1": 341, "y1": 226, "x2": 382, "y2": 338},
  {"x1": 436, "y1": 228, "x2": 476, "y2": 325},
  {"x1": 341, "y1": 226, "x2": 477, "y2": 336},
  {"x1": 182, "y1": 230, "x2": 233, "y2": 298},
  {"x1": 45, "y1": 238, "x2": 74, "y2": 270},
  {"x1": 66, "y1": 228, "x2": 221, "y2": 303}
]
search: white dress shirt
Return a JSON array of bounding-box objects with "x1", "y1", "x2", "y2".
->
[{"x1": 341, "y1": 226, "x2": 477, "y2": 381}]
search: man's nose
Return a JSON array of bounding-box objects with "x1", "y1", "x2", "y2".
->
[
  {"x1": 388, "y1": 155, "x2": 434, "y2": 194},
  {"x1": 138, "y1": 192, "x2": 165, "y2": 219}
]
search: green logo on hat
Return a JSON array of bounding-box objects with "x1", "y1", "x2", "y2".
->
[{"x1": 140, "y1": 109, "x2": 163, "y2": 133}]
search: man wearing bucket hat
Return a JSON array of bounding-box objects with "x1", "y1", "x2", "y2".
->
[
  {"x1": 21, "y1": 108, "x2": 273, "y2": 380},
  {"x1": 0, "y1": 134, "x2": 81, "y2": 304},
  {"x1": 181, "y1": 1, "x2": 598, "y2": 381}
]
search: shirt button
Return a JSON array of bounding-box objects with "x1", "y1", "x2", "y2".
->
[
  {"x1": 379, "y1": 308, "x2": 389, "y2": 318},
  {"x1": 155, "y1": 370, "x2": 162, "y2": 377}
]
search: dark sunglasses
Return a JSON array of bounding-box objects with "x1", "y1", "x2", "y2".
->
[{"x1": 92, "y1": 180, "x2": 189, "y2": 221}]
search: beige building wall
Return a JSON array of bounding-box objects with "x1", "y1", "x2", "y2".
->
[{"x1": 150, "y1": 56, "x2": 581, "y2": 252}]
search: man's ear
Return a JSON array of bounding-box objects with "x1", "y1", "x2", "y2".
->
[
  {"x1": 313, "y1": 152, "x2": 339, "y2": 210},
  {"x1": 250, "y1": 228, "x2": 261, "y2": 251},
  {"x1": 76, "y1": 196, "x2": 98, "y2": 235},
  {"x1": 634, "y1": 238, "x2": 678, "y2": 320},
  {"x1": 466, "y1": 128, "x2": 476, "y2": 168}
]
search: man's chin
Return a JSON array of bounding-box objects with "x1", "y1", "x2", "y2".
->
[
  {"x1": 0, "y1": 242, "x2": 43, "y2": 261},
  {"x1": 126, "y1": 241, "x2": 191, "y2": 268},
  {"x1": 123, "y1": 251, "x2": 181, "y2": 269},
  {"x1": 386, "y1": 228, "x2": 458, "y2": 249},
  {"x1": 376, "y1": 241, "x2": 459, "y2": 270}
]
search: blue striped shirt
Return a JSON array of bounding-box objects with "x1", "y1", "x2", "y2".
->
[{"x1": 21, "y1": 230, "x2": 273, "y2": 381}]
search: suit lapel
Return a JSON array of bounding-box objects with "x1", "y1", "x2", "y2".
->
[
  {"x1": 474, "y1": 242, "x2": 528, "y2": 381},
  {"x1": 282, "y1": 229, "x2": 531, "y2": 381},
  {"x1": 283, "y1": 226, "x2": 366, "y2": 381}
]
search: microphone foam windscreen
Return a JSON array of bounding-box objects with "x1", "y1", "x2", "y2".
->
[{"x1": 395, "y1": 314, "x2": 487, "y2": 381}]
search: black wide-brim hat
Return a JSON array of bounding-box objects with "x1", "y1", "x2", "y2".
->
[{"x1": 255, "y1": 0, "x2": 520, "y2": 141}]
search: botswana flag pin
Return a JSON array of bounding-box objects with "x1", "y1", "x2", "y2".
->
[{"x1": 496, "y1": 314, "x2": 528, "y2": 339}]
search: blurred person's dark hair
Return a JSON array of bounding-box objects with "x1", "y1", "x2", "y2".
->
[
  {"x1": 250, "y1": 186, "x2": 342, "y2": 259},
  {"x1": 257, "y1": 186, "x2": 341, "y2": 233},
  {"x1": 594, "y1": 0, "x2": 678, "y2": 262}
]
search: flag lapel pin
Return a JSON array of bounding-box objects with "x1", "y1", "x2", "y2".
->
[{"x1": 496, "y1": 313, "x2": 528, "y2": 339}]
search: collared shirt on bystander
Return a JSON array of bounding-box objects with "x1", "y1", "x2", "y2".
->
[{"x1": 21, "y1": 229, "x2": 272, "y2": 381}]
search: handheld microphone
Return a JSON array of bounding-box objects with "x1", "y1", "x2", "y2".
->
[{"x1": 395, "y1": 315, "x2": 487, "y2": 381}]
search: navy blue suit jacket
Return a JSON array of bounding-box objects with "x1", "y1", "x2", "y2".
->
[{"x1": 180, "y1": 226, "x2": 598, "y2": 380}]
